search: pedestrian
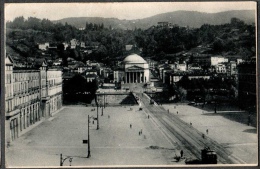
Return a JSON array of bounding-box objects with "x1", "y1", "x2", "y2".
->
[
  {"x1": 108, "y1": 115, "x2": 110, "y2": 119},
  {"x1": 180, "y1": 150, "x2": 183, "y2": 157},
  {"x1": 148, "y1": 115, "x2": 149, "y2": 119},
  {"x1": 190, "y1": 122, "x2": 192, "y2": 126},
  {"x1": 139, "y1": 131, "x2": 141, "y2": 135},
  {"x1": 202, "y1": 134, "x2": 205, "y2": 138},
  {"x1": 177, "y1": 111, "x2": 178, "y2": 114},
  {"x1": 141, "y1": 129, "x2": 142, "y2": 134},
  {"x1": 206, "y1": 129, "x2": 208, "y2": 134},
  {"x1": 130, "y1": 124, "x2": 132, "y2": 128}
]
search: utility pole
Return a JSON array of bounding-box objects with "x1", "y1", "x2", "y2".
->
[
  {"x1": 101, "y1": 106, "x2": 103, "y2": 116},
  {"x1": 87, "y1": 115, "x2": 91, "y2": 158},
  {"x1": 97, "y1": 102, "x2": 99, "y2": 130},
  {"x1": 104, "y1": 93, "x2": 106, "y2": 108}
]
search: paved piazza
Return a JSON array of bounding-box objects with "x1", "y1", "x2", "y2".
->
[
  {"x1": 6, "y1": 102, "x2": 257, "y2": 167},
  {"x1": 6, "y1": 106, "x2": 178, "y2": 167}
]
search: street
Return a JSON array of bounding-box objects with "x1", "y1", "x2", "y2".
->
[{"x1": 137, "y1": 92, "x2": 257, "y2": 164}]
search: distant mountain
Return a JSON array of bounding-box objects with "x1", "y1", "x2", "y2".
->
[{"x1": 53, "y1": 10, "x2": 255, "y2": 30}]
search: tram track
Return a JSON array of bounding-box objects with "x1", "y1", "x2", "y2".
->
[{"x1": 137, "y1": 93, "x2": 239, "y2": 164}]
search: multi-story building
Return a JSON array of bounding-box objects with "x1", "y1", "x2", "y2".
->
[
  {"x1": 165, "y1": 71, "x2": 211, "y2": 85},
  {"x1": 47, "y1": 69, "x2": 63, "y2": 115},
  {"x1": 226, "y1": 61, "x2": 237, "y2": 76},
  {"x1": 211, "y1": 56, "x2": 228, "y2": 66},
  {"x1": 5, "y1": 55, "x2": 63, "y2": 144},
  {"x1": 215, "y1": 63, "x2": 227, "y2": 74}
]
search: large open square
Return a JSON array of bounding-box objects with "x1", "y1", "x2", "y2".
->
[
  {"x1": 6, "y1": 101, "x2": 257, "y2": 167},
  {"x1": 6, "y1": 106, "x2": 179, "y2": 167}
]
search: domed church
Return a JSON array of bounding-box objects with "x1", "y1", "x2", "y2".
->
[{"x1": 114, "y1": 54, "x2": 149, "y2": 83}]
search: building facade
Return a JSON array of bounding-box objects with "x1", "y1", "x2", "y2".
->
[
  {"x1": 5, "y1": 55, "x2": 63, "y2": 144},
  {"x1": 114, "y1": 54, "x2": 150, "y2": 83}
]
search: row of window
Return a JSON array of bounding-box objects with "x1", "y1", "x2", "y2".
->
[
  {"x1": 13, "y1": 80, "x2": 40, "y2": 94},
  {"x1": 47, "y1": 71, "x2": 62, "y2": 78},
  {"x1": 50, "y1": 95, "x2": 62, "y2": 114},
  {"x1": 6, "y1": 65, "x2": 13, "y2": 71},
  {"x1": 13, "y1": 72, "x2": 40, "y2": 82},
  {"x1": 6, "y1": 93, "x2": 40, "y2": 113},
  {"x1": 5, "y1": 84, "x2": 12, "y2": 98},
  {"x1": 6, "y1": 74, "x2": 12, "y2": 84}
]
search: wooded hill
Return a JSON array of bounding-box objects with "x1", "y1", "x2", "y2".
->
[{"x1": 53, "y1": 10, "x2": 255, "y2": 30}]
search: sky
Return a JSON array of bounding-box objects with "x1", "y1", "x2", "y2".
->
[{"x1": 5, "y1": 1, "x2": 256, "y2": 21}]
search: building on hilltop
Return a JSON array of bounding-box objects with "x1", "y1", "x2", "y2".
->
[
  {"x1": 157, "y1": 22, "x2": 173, "y2": 28},
  {"x1": 38, "y1": 43, "x2": 50, "y2": 51},
  {"x1": 113, "y1": 54, "x2": 149, "y2": 83},
  {"x1": 211, "y1": 56, "x2": 228, "y2": 66},
  {"x1": 5, "y1": 55, "x2": 63, "y2": 144},
  {"x1": 70, "y1": 39, "x2": 77, "y2": 49}
]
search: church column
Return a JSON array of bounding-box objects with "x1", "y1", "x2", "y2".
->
[
  {"x1": 138, "y1": 72, "x2": 140, "y2": 83},
  {"x1": 137, "y1": 72, "x2": 139, "y2": 83},
  {"x1": 128, "y1": 72, "x2": 130, "y2": 83},
  {"x1": 132, "y1": 72, "x2": 134, "y2": 83}
]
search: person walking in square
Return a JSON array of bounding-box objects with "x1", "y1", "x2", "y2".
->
[{"x1": 180, "y1": 150, "x2": 183, "y2": 157}]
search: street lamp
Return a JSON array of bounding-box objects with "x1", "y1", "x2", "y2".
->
[
  {"x1": 96, "y1": 102, "x2": 99, "y2": 130},
  {"x1": 87, "y1": 115, "x2": 91, "y2": 157}
]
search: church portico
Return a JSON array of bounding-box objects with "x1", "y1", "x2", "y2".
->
[{"x1": 126, "y1": 71, "x2": 145, "y2": 83}]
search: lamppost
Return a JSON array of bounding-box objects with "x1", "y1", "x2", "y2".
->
[
  {"x1": 87, "y1": 115, "x2": 91, "y2": 158},
  {"x1": 104, "y1": 92, "x2": 106, "y2": 108},
  {"x1": 101, "y1": 93, "x2": 104, "y2": 116},
  {"x1": 96, "y1": 101, "x2": 99, "y2": 130},
  {"x1": 95, "y1": 94, "x2": 100, "y2": 130},
  {"x1": 60, "y1": 154, "x2": 73, "y2": 166}
]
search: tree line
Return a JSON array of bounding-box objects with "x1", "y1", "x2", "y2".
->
[{"x1": 6, "y1": 16, "x2": 255, "y2": 65}]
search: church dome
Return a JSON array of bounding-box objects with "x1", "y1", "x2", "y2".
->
[{"x1": 123, "y1": 54, "x2": 147, "y2": 63}]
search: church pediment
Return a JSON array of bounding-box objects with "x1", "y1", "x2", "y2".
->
[
  {"x1": 126, "y1": 65, "x2": 144, "y2": 70},
  {"x1": 125, "y1": 65, "x2": 144, "y2": 72}
]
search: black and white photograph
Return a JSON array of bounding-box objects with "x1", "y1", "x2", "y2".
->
[{"x1": 4, "y1": 1, "x2": 257, "y2": 167}]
